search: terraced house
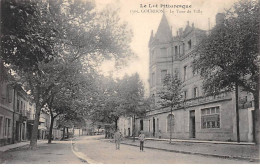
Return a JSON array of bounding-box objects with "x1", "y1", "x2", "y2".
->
[
  {"x1": 133, "y1": 13, "x2": 255, "y2": 142},
  {"x1": 0, "y1": 59, "x2": 38, "y2": 145}
]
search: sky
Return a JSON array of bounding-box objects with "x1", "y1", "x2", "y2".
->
[{"x1": 95, "y1": 0, "x2": 239, "y2": 96}]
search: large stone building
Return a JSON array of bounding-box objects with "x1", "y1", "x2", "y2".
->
[{"x1": 132, "y1": 13, "x2": 255, "y2": 142}]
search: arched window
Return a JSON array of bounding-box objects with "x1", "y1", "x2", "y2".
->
[{"x1": 167, "y1": 114, "x2": 174, "y2": 132}]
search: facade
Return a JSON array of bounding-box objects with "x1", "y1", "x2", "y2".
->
[
  {"x1": 38, "y1": 110, "x2": 50, "y2": 140},
  {"x1": 0, "y1": 60, "x2": 15, "y2": 145},
  {"x1": 52, "y1": 116, "x2": 63, "y2": 140},
  {"x1": 133, "y1": 14, "x2": 255, "y2": 142},
  {"x1": 118, "y1": 117, "x2": 132, "y2": 137},
  {"x1": 0, "y1": 59, "x2": 36, "y2": 145},
  {"x1": 0, "y1": 59, "x2": 44, "y2": 145}
]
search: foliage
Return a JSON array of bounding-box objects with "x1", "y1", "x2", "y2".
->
[
  {"x1": 192, "y1": 0, "x2": 260, "y2": 143},
  {"x1": 158, "y1": 74, "x2": 183, "y2": 110},
  {"x1": 0, "y1": 0, "x2": 134, "y2": 148},
  {"x1": 89, "y1": 73, "x2": 147, "y2": 129},
  {"x1": 193, "y1": 0, "x2": 259, "y2": 95}
]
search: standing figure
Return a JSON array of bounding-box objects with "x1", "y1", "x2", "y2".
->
[
  {"x1": 138, "y1": 131, "x2": 145, "y2": 152},
  {"x1": 114, "y1": 130, "x2": 122, "y2": 150}
]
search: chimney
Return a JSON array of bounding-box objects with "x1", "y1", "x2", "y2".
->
[{"x1": 216, "y1": 13, "x2": 225, "y2": 25}]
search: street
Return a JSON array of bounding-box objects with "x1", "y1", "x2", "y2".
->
[
  {"x1": 0, "y1": 135, "x2": 257, "y2": 164},
  {"x1": 73, "y1": 136, "x2": 254, "y2": 164}
]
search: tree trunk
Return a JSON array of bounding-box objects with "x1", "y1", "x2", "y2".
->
[
  {"x1": 133, "y1": 115, "x2": 136, "y2": 142},
  {"x1": 253, "y1": 90, "x2": 259, "y2": 144},
  {"x1": 169, "y1": 106, "x2": 173, "y2": 144},
  {"x1": 29, "y1": 103, "x2": 41, "y2": 149},
  {"x1": 235, "y1": 83, "x2": 240, "y2": 143},
  {"x1": 115, "y1": 118, "x2": 118, "y2": 130},
  {"x1": 62, "y1": 126, "x2": 65, "y2": 140},
  {"x1": 66, "y1": 127, "x2": 69, "y2": 138},
  {"x1": 48, "y1": 114, "x2": 55, "y2": 144}
]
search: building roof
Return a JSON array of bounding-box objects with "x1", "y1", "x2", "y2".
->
[{"x1": 154, "y1": 13, "x2": 173, "y2": 43}]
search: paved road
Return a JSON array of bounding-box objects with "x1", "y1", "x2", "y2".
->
[{"x1": 74, "y1": 136, "x2": 253, "y2": 164}]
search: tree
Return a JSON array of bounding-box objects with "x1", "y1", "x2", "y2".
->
[
  {"x1": 193, "y1": 0, "x2": 260, "y2": 143},
  {"x1": 45, "y1": 60, "x2": 97, "y2": 143},
  {"x1": 118, "y1": 73, "x2": 146, "y2": 141},
  {"x1": 158, "y1": 74, "x2": 183, "y2": 143},
  {"x1": 1, "y1": 0, "x2": 134, "y2": 148},
  {"x1": 89, "y1": 73, "x2": 146, "y2": 139}
]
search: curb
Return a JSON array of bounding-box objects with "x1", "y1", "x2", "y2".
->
[
  {"x1": 70, "y1": 138, "x2": 102, "y2": 164},
  {"x1": 0, "y1": 142, "x2": 30, "y2": 152},
  {"x1": 127, "y1": 137, "x2": 255, "y2": 145},
  {"x1": 120, "y1": 142, "x2": 260, "y2": 162}
]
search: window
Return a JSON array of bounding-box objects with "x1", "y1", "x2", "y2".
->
[
  {"x1": 157, "y1": 118, "x2": 159, "y2": 132},
  {"x1": 161, "y1": 70, "x2": 167, "y2": 84},
  {"x1": 160, "y1": 48, "x2": 167, "y2": 57},
  {"x1": 149, "y1": 120, "x2": 150, "y2": 132},
  {"x1": 175, "y1": 46, "x2": 178, "y2": 56},
  {"x1": 20, "y1": 101, "x2": 23, "y2": 113},
  {"x1": 188, "y1": 40, "x2": 192, "y2": 50},
  {"x1": 152, "y1": 94, "x2": 155, "y2": 106},
  {"x1": 17, "y1": 100, "x2": 19, "y2": 112},
  {"x1": 194, "y1": 87, "x2": 198, "y2": 98},
  {"x1": 7, "y1": 85, "x2": 12, "y2": 103},
  {"x1": 201, "y1": 106, "x2": 220, "y2": 129},
  {"x1": 4, "y1": 118, "x2": 11, "y2": 136},
  {"x1": 183, "y1": 66, "x2": 187, "y2": 81},
  {"x1": 184, "y1": 91, "x2": 187, "y2": 100},
  {"x1": 167, "y1": 114, "x2": 174, "y2": 132},
  {"x1": 1, "y1": 82, "x2": 7, "y2": 99},
  {"x1": 174, "y1": 69, "x2": 179, "y2": 78},
  {"x1": 183, "y1": 43, "x2": 185, "y2": 54}
]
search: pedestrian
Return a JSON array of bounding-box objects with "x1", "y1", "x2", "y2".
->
[
  {"x1": 114, "y1": 129, "x2": 122, "y2": 150},
  {"x1": 138, "y1": 130, "x2": 145, "y2": 152}
]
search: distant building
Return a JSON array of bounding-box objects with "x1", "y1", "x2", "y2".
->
[
  {"x1": 132, "y1": 13, "x2": 255, "y2": 142},
  {"x1": 118, "y1": 117, "x2": 132, "y2": 137}
]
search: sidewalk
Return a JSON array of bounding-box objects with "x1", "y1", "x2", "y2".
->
[
  {"x1": 0, "y1": 141, "x2": 30, "y2": 152},
  {"x1": 103, "y1": 137, "x2": 260, "y2": 162},
  {"x1": 0, "y1": 140, "x2": 49, "y2": 152},
  {"x1": 0, "y1": 140, "x2": 83, "y2": 164}
]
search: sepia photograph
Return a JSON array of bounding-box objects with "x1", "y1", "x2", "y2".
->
[{"x1": 0, "y1": 0, "x2": 259, "y2": 164}]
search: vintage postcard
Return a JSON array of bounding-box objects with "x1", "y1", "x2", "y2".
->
[{"x1": 0, "y1": 0, "x2": 259, "y2": 164}]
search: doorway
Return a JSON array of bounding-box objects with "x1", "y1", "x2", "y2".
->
[
  {"x1": 140, "y1": 120, "x2": 143, "y2": 131},
  {"x1": 15, "y1": 121, "x2": 20, "y2": 141},
  {"x1": 190, "y1": 110, "x2": 196, "y2": 138}
]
